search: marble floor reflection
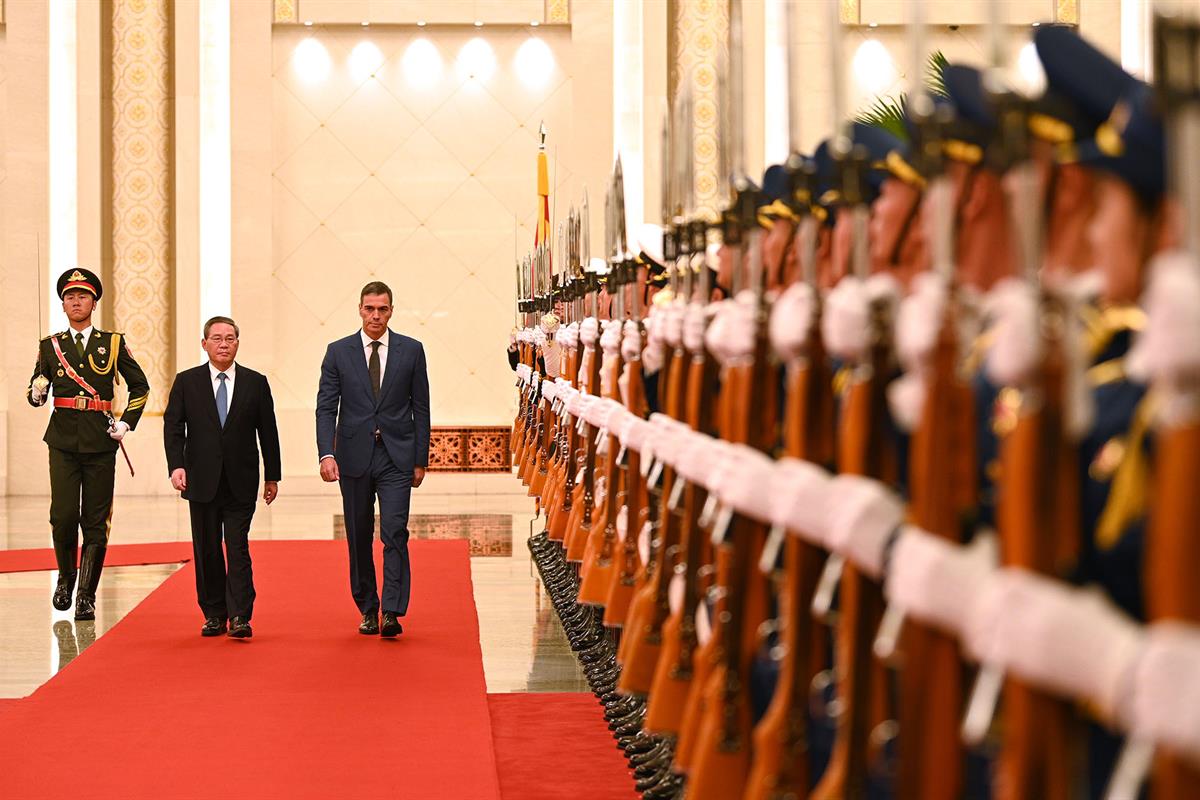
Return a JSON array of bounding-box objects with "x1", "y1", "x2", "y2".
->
[{"x1": 0, "y1": 490, "x2": 587, "y2": 698}]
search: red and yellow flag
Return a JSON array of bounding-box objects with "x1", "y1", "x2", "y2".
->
[{"x1": 533, "y1": 126, "x2": 550, "y2": 293}]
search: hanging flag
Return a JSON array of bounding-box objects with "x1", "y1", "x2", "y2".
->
[{"x1": 534, "y1": 122, "x2": 551, "y2": 294}]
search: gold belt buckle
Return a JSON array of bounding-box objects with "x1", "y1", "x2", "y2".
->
[{"x1": 73, "y1": 396, "x2": 89, "y2": 411}]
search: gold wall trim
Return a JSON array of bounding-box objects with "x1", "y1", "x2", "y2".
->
[
  {"x1": 1055, "y1": 0, "x2": 1079, "y2": 26},
  {"x1": 110, "y1": 0, "x2": 173, "y2": 413},
  {"x1": 839, "y1": 0, "x2": 859, "y2": 25},
  {"x1": 274, "y1": 0, "x2": 298, "y2": 25},
  {"x1": 546, "y1": 0, "x2": 570, "y2": 25}
]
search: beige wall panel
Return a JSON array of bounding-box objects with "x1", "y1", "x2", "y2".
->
[
  {"x1": 0, "y1": 33, "x2": 8, "y2": 489},
  {"x1": 270, "y1": 22, "x2": 609, "y2": 450},
  {"x1": 5, "y1": 3, "x2": 51, "y2": 495}
]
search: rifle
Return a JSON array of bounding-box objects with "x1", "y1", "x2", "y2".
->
[
  {"x1": 688, "y1": 6, "x2": 777, "y2": 792},
  {"x1": 869, "y1": 8, "x2": 977, "y2": 797},
  {"x1": 744, "y1": 9, "x2": 837, "y2": 786},
  {"x1": 579, "y1": 179, "x2": 629, "y2": 605},
  {"x1": 961, "y1": 19, "x2": 1083, "y2": 794},
  {"x1": 1138, "y1": 15, "x2": 1200, "y2": 800}
]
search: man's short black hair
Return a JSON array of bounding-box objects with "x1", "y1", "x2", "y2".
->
[
  {"x1": 360, "y1": 281, "x2": 393, "y2": 306},
  {"x1": 203, "y1": 316, "x2": 240, "y2": 339}
]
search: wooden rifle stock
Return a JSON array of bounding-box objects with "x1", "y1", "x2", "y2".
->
[
  {"x1": 812, "y1": 306, "x2": 897, "y2": 800},
  {"x1": 689, "y1": 310, "x2": 777, "y2": 799},
  {"x1": 993, "y1": 300, "x2": 1081, "y2": 800},
  {"x1": 604, "y1": 322, "x2": 649, "y2": 628},
  {"x1": 548, "y1": 339, "x2": 581, "y2": 542},
  {"x1": 1146, "y1": 419, "x2": 1200, "y2": 797},
  {"x1": 646, "y1": 322, "x2": 722, "y2": 734},
  {"x1": 578, "y1": 340, "x2": 625, "y2": 604},
  {"x1": 619, "y1": 339, "x2": 690, "y2": 694},
  {"x1": 745, "y1": 304, "x2": 835, "y2": 800},
  {"x1": 565, "y1": 340, "x2": 602, "y2": 562},
  {"x1": 895, "y1": 300, "x2": 975, "y2": 800}
]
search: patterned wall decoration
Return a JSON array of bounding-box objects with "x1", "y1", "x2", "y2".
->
[
  {"x1": 427, "y1": 425, "x2": 512, "y2": 472},
  {"x1": 1055, "y1": 0, "x2": 1079, "y2": 25},
  {"x1": 334, "y1": 512, "x2": 515, "y2": 556},
  {"x1": 111, "y1": 0, "x2": 172, "y2": 414},
  {"x1": 672, "y1": 0, "x2": 728, "y2": 220},
  {"x1": 274, "y1": 0, "x2": 298, "y2": 25},
  {"x1": 546, "y1": 0, "x2": 570, "y2": 25},
  {"x1": 271, "y1": 27, "x2": 579, "y2": 426}
]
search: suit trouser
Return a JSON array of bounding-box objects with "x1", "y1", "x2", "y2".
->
[
  {"x1": 188, "y1": 470, "x2": 257, "y2": 620},
  {"x1": 48, "y1": 447, "x2": 116, "y2": 576},
  {"x1": 340, "y1": 439, "x2": 413, "y2": 616}
]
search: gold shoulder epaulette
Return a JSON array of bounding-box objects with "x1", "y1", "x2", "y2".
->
[{"x1": 40, "y1": 333, "x2": 57, "y2": 342}]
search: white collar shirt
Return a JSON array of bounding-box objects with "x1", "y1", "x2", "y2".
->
[
  {"x1": 361, "y1": 329, "x2": 389, "y2": 381},
  {"x1": 208, "y1": 361, "x2": 237, "y2": 400}
]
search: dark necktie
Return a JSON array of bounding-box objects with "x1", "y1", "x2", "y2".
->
[
  {"x1": 216, "y1": 373, "x2": 229, "y2": 427},
  {"x1": 369, "y1": 341, "x2": 382, "y2": 399},
  {"x1": 74, "y1": 333, "x2": 86, "y2": 360}
]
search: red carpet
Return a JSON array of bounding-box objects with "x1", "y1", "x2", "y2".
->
[
  {"x1": 0, "y1": 541, "x2": 193, "y2": 573},
  {"x1": 488, "y1": 693, "x2": 637, "y2": 800},
  {"x1": 0, "y1": 540, "x2": 501, "y2": 800}
]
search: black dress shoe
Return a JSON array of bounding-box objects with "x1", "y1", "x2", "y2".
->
[
  {"x1": 359, "y1": 613, "x2": 379, "y2": 635},
  {"x1": 52, "y1": 572, "x2": 76, "y2": 611},
  {"x1": 228, "y1": 618, "x2": 253, "y2": 639},
  {"x1": 380, "y1": 612, "x2": 403, "y2": 638},
  {"x1": 201, "y1": 617, "x2": 227, "y2": 637},
  {"x1": 74, "y1": 593, "x2": 96, "y2": 621}
]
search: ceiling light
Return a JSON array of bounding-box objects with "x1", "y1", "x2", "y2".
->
[
  {"x1": 868, "y1": 22, "x2": 878, "y2": 28},
  {"x1": 303, "y1": 20, "x2": 312, "y2": 26},
  {"x1": 531, "y1": 21, "x2": 540, "y2": 27},
  {"x1": 361, "y1": 21, "x2": 370, "y2": 27},
  {"x1": 417, "y1": 20, "x2": 426, "y2": 27},
  {"x1": 474, "y1": 20, "x2": 483, "y2": 27}
]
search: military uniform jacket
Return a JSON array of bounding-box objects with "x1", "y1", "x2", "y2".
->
[{"x1": 26, "y1": 329, "x2": 150, "y2": 454}]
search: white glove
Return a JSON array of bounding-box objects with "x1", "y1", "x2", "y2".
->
[
  {"x1": 30, "y1": 375, "x2": 50, "y2": 405},
  {"x1": 508, "y1": 328, "x2": 518, "y2": 349},
  {"x1": 108, "y1": 420, "x2": 130, "y2": 441}
]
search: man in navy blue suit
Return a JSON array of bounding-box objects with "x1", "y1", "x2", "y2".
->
[{"x1": 316, "y1": 282, "x2": 431, "y2": 637}]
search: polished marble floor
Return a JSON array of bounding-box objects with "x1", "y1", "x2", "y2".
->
[{"x1": 0, "y1": 486, "x2": 588, "y2": 699}]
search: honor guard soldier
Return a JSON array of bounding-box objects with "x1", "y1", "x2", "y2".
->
[{"x1": 26, "y1": 268, "x2": 150, "y2": 620}]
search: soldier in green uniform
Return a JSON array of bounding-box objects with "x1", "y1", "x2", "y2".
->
[{"x1": 25, "y1": 268, "x2": 150, "y2": 620}]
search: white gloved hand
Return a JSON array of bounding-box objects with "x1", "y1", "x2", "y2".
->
[
  {"x1": 30, "y1": 375, "x2": 50, "y2": 405},
  {"x1": 108, "y1": 420, "x2": 130, "y2": 441}
]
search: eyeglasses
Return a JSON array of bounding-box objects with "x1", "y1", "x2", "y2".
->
[{"x1": 207, "y1": 336, "x2": 238, "y2": 344}]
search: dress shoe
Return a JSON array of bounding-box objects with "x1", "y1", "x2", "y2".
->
[
  {"x1": 201, "y1": 617, "x2": 227, "y2": 637},
  {"x1": 359, "y1": 613, "x2": 379, "y2": 635},
  {"x1": 228, "y1": 618, "x2": 253, "y2": 639},
  {"x1": 380, "y1": 612, "x2": 403, "y2": 638},
  {"x1": 52, "y1": 572, "x2": 76, "y2": 611},
  {"x1": 74, "y1": 593, "x2": 96, "y2": 621}
]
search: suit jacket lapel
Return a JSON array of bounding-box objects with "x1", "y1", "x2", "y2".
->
[
  {"x1": 200, "y1": 367, "x2": 221, "y2": 428},
  {"x1": 347, "y1": 333, "x2": 374, "y2": 405},
  {"x1": 377, "y1": 331, "x2": 402, "y2": 406},
  {"x1": 223, "y1": 365, "x2": 249, "y2": 425}
]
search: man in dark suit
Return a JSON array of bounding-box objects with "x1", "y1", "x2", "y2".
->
[
  {"x1": 164, "y1": 316, "x2": 281, "y2": 639},
  {"x1": 316, "y1": 281, "x2": 431, "y2": 638}
]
